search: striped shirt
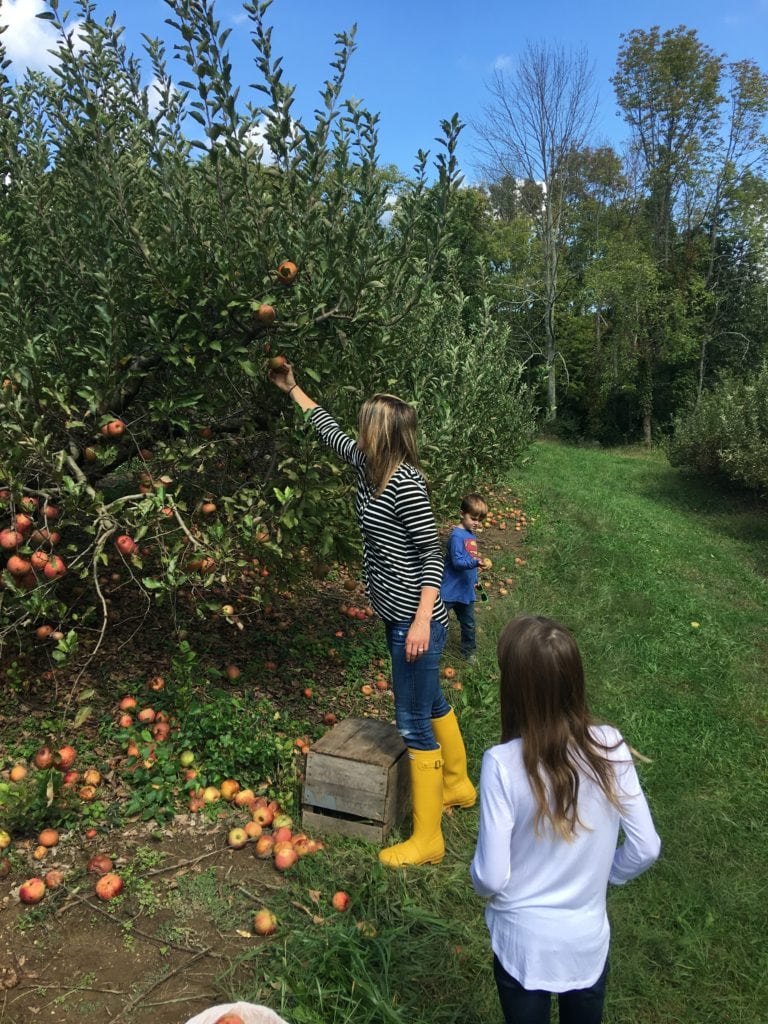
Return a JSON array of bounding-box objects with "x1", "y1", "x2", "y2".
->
[{"x1": 310, "y1": 407, "x2": 449, "y2": 626}]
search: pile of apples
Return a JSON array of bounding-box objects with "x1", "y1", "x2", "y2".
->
[
  {"x1": 4, "y1": 743, "x2": 103, "y2": 807},
  {"x1": 0, "y1": 491, "x2": 66, "y2": 594},
  {"x1": 186, "y1": 779, "x2": 325, "y2": 874}
]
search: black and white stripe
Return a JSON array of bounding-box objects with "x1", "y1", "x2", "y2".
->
[{"x1": 310, "y1": 407, "x2": 449, "y2": 626}]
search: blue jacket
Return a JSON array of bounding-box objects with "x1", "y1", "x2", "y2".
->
[{"x1": 441, "y1": 527, "x2": 480, "y2": 604}]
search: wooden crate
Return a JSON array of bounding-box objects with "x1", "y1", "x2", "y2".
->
[{"x1": 302, "y1": 718, "x2": 411, "y2": 844}]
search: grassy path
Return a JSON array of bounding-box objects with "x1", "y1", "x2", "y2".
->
[
  {"x1": 469, "y1": 441, "x2": 768, "y2": 1024},
  {"x1": 240, "y1": 442, "x2": 768, "y2": 1024}
]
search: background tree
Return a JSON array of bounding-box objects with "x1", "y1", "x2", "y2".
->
[
  {"x1": 612, "y1": 26, "x2": 768, "y2": 440},
  {"x1": 475, "y1": 43, "x2": 597, "y2": 419}
]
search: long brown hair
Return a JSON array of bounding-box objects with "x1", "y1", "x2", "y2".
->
[
  {"x1": 497, "y1": 615, "x2": 623, "y2": 840},
  {"x1": 357, "y1": 394, "x2": 423, "y2": 496}
]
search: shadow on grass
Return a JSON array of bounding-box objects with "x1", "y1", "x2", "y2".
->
[{"x1": 636, "y1": 461, "x2": 768, "y2": 566}]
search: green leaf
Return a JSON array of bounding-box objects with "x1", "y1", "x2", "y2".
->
[{"x1": 73, "y1": 706, "x2": 92, "y2": 728}]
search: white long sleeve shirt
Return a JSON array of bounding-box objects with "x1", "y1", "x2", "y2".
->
[{"x1": 470, "y1": 725, "x2": 660, "y2": 992}]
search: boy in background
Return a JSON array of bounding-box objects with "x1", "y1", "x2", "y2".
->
[{"x1": 441, "y1": 493, "x2": 487, "y2": 661}]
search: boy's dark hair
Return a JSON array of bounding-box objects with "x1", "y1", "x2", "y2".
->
[{"x1": 460, "y1": 493, "x2": 488, "y2": 518}]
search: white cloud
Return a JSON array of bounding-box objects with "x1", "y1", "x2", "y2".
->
[
  {"x1": 2, "y1": 0, "x2": 84, "y2": 73},
  {"x1": 493, "y1": 55, "x2": 513, "y2": 72}
]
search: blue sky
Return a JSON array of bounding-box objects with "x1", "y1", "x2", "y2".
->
[{"x1": 4, "y1": 0, "x2": 768, "y2": 178}]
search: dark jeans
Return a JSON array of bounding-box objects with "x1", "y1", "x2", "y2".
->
[
  {"x1": 385, "y1": 618, "x2": 450, "y2": 750},
  {"x1": 444, "y1": 600, "x2": 476, "y2": 655},
  {"x1": 493, "y1": 955, "x2": 609, "y2": 1024}
]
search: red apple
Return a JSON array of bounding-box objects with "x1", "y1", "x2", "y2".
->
[
  {"x1": 115, "y1": 534, "x2": 139, "y2": 557},
  {"x1": 332, "y1": 890, "x2": 350, "y2": 912},
  {"x1": 119, "y1": 695, "x2": 137, "y2": 711},
  {"x1": 19, "y1": 878, "x2": 46, "y2": 904},
  {"x1": 137, "y1": 707, "x2": 156, "y2": 724},
  {"x1": 273, "y1": 847, "x2": 298, "y2": 872},
  {"x1": 54, "y1": 745, "x2": 76, "y2": 771},
  {"x1": 252, "y1": 805, "x2": 274, "y2": 827},
  {"x1": 43, "y1": 555, "x2": 67, "y2": 579},
  {"x1": 233, "y1": 787, "x2": 255, "y2": 808},
  {"x1": 37, "y1": 828, "x2": 59, "y2": 848},
  {"x1": 95, "y1": 873, "x2": 123, "y2": 900}
]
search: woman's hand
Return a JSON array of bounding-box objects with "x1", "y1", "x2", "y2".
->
[
  {"x1": 268, "y1": 360, "x2": 297, "y2": 393},
  {"x1": 405, "y1": 617, "x2": 431, "y2": 662}
]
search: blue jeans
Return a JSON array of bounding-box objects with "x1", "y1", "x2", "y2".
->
[
  {"x1": 444, "y1": 600, "x2": 476, "y2": 655},
  {"x1": 384, "y1": 618, "x2": 450, "y2": 750},
  {"x1": 493, "y1": 955, "x2": 609, "y2": 1024}
]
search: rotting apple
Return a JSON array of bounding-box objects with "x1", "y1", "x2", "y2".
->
[
  {"x1": 33, "y1": 747, "x2": 53, "y2": 770},
  {"x1": 233, "y1": 788, "x2": 255, "y2": 808},
  {"x1": 119, "y1": 695, "x2": 137, "y2": 711},
  {"x1": 87, "y1": 854, "x2": 114, "y2": 876},
  {"x1": 83, "y1": 769, "x2": 101, "y2": 787},
  {"x1": 38, "y1": 828, "x2": 59, "y2": 848},
  {"x1": 44, "y1": 869, "x2": 64, "y2": 889},
  {"x1": 244, "y1": 820, "x2": 262, "y2": 840},
  {"x1": 276, "y1": 260, "x2": 298, "y2": 285},
  {"x1": 253, "y1": 835, "x2": 274, "y2": 859},
  {"x1": 9, "y1": 764, "x2": 27, "y2": 782}
]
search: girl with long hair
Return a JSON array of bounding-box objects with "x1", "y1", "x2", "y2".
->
[
  {"x1": 270, "y1": 363, "x2": 476, "y2": 867},
  {"x1": 471, "y1": 615, "x2": 660, "y2": 1023}
]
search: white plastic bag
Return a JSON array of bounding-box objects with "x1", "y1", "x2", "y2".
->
[{"x1": 184, "y1": 1001, "x2": 289, "y2": 1024}]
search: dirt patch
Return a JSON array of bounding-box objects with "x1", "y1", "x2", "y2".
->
[{"x1": 0, "y1": 816, "x2": 290, "y2": 1024}]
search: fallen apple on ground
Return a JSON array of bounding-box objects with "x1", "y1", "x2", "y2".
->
[
  {"x1": 19, "y1": 878, "x2": 46, "y2": 904},
  {"x1": 95, "y1": 873, "x2": 124, "y2": 900},
  {"x1": 253, "y1": 908, "x2": 277, "y2": 935}
]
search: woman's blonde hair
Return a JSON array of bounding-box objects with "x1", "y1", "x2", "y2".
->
[
  {"x1": 497, "y1": 614, "x2": 624, "y2": 840},
  {"x1": 357, "y1": 394, "x2": 423, "y2": 496}
]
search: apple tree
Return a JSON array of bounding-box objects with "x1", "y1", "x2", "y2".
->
[{"x1": 0, "y1": 0, "x2": 534, "y2": 668}]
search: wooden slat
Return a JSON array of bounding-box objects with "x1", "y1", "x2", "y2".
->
[
  {"x1": 301, "y1": 808, "x2": 385, "y2": 844},
  {"x1": 310, "y1": 718, "x2": 406, "y2": 765}
]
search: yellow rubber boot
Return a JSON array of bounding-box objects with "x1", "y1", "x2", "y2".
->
[
  {"x1": 432, "y1": 708, "x2": 476, "y2": 810},
  {"x1": 378, "y1": 749, "x2": 445, "y2": 868}
]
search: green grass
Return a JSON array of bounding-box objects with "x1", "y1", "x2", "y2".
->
[{"x1": 226, "y1": 441, "x2": 768, "y2": 1023}]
